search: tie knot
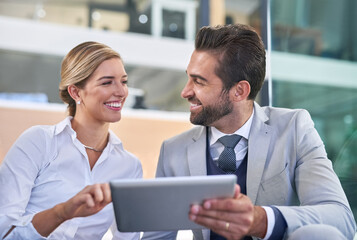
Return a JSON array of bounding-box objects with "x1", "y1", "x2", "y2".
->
[{"x1": 218, "y1": 135, "x2": 242, "y2": 148}]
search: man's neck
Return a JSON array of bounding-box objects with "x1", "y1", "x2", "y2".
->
[{"x1": 211, "y1": 101, "x2": 254, "y2": 134}]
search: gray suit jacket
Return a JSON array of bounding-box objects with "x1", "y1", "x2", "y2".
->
[{"x1": 142, "y1": 103, "x2": 356, "y2": 240}]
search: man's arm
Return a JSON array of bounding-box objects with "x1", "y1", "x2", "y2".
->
[{"x1": 277, "y1": 109, "x2": 356, "y2": 238}]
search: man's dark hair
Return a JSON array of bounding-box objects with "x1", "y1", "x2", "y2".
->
[{"x1": 195, "y1": 24, "x2": 266, "y2": 99}]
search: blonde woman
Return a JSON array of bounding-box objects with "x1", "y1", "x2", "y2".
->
[{"x1": 0, "y1": 42, "x2": 142, "y2": 240}]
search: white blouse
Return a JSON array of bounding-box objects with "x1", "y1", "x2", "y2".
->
[{"x1": 0, "y1": 117, "x2": 142, "y2": 240}]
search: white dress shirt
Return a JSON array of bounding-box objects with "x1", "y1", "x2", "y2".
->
[
  {"x1": 209, "y1": 112, "x2": 252, "y2": 169},
  {"x1": 208, "y1": 110, "x2": 274, "y2": 240},
  {"x1": 0, "y1": 117, "x2": 142, "y2": 240}
]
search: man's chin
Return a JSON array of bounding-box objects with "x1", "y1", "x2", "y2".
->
[
  {"x1": 190, "y1": 114, "x2": 208, "y2": 126},
  {"x1": 189, "y1": 114, "x2": 200, "y2": 125}
]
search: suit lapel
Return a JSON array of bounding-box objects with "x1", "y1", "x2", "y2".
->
[
  {"x1": 187, "y1": 126, "x2": 207, "y2": 176},
  {"x1": 247, "y1": 103, "x2": 273, "y2": 204}
]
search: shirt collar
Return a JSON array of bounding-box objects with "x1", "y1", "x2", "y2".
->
[
  {"x1": 54, "y1": 116, "x2": 122, "y2": 147},
  {"x1": 54, "y1": 116, "x2": 74, "y2": 136},
  {"x1": 108, "y1": 129, "x2": 122, "y2": 146},
  {"x1": 209, "y1": 108, "x2": 254, "y2": 146}
]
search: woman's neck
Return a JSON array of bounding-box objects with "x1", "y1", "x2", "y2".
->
[{"x1": 71, "y1": 117, "x2": 109, "y2": 152}]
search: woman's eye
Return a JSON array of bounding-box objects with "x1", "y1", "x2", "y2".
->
[{"x1": 102, "y1": 81, "x2": 112, "y2": 85}]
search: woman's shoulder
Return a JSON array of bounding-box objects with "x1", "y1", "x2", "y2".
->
[
  {"x1": 14, "y1": 119, "x2": 70, "y2": 155},
  {"x1": 20, "y1": 117, "x2": 71, "y2": 140},
  {"x1": 5, "y1": 122, "x2": 61, "y2": 169},
  {"x1": 19, "y1": 124, "x2": 56, "y2": 142}
]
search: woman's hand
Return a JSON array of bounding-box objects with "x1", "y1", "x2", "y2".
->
[
  {"x1": 32, "y1": 183, "x2": 112, "y2": 237},
  {"x1": 57, "y1": 183, "x2": 112, "y2": 220}
]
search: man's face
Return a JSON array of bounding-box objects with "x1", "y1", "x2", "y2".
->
[{"x1": 182, "y1": 50, "x2": 233, "y2": 127}]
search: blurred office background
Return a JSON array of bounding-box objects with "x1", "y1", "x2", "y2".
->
[{"x1": 0, "y1": 0, "x2": 356, "y2": 230}]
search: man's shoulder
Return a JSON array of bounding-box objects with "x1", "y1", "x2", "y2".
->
[
  {"x1": 164, "y1": 126, "x2": 205, "y2": 145},
  {"x1": 258, "y1": 105, "x2": 311, "y2": 123},
  {"x1": 260, "y1": 105, "x2": 306, "y2": 114}
]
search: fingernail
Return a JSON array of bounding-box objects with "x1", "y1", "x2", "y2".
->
[
  {"x1": 204, "y1": 201, "x2": 211, "y2": 209},
  {"x1": 191, "y1": 205, "x2": 199, "y2": 213},
  {"x1": 189, "y1": 214, "x2": 196, "y2": 221}
]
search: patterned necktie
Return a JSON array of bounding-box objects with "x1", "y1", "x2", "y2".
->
[{"x1": 217, "y1": 135, "x2": 242, "y2": 174}]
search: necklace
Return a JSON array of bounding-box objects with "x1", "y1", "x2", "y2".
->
[{"x1": 83, "y1": 144, "x2": 103, "y2": 152}]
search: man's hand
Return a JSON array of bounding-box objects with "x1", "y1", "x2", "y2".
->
[{"x1": 189, "y1": 184, "x2": 267, "y2": 240}]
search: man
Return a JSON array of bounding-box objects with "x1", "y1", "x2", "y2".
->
[{"x1": 142, "y1": 24, "x2": 356, "y2": 239}]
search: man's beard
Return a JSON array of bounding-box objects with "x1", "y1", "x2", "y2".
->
[{"x1": 189, "y1": 92, "x2": 233, "y2": 126}]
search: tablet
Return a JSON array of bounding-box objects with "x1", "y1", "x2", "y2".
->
[{"x1": 110, "y1": 175, "x2": 237, "y2": 232}]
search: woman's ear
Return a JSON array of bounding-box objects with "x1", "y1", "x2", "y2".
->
[
  {"x1": 232, "y1": 80, "x2": 251, "y2": 101},
  {"x1": 67, "y1": 85, "x2": 81, "y2": 103}
]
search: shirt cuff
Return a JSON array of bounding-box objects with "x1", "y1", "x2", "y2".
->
[
  {"x1": 261, "y1": 206, "x2": 275, "y2": 240},
  {"x1": 5, "y1": 214, "x2": 47, "y2": 240}
]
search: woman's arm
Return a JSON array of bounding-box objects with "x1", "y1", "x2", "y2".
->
[
  {"x1": 1, "y1": 127, "x2": 111, "y2": 239},
  {"x1": 32, "y1": 183, "x2": 111, "y2": 237},
  {"x1": 0, "y1": 127, "x2": 45, "y2": 239}
]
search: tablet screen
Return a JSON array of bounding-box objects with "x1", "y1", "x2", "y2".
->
[{"x1": 110, "y1": 175, "x2": 237, "y2": 232}]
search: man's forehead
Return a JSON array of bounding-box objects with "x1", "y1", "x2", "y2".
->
[{"x1": 187, "y1": 51, "x2": 218, "y2": 70}]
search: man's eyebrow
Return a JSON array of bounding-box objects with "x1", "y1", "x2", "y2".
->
[
  {"x1": 185, "y1": 70, "x2": 208, "y2": 82},
  {"x1": 189, "y1": 74, "x2": 208, "y2": 82}
]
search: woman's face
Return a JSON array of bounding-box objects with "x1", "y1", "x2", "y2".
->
[{"x1": 77, "y1": 57, "x2": 128, "y2": 124}]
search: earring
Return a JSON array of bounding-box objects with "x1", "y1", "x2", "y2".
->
[
  {"x1": 235, "y1": 93, "x2": 239, "y2": 97},
  {"x1": 77, "y1": 100, "x2": 81, "y2": 105}
]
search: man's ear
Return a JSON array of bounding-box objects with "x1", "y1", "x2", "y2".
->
[
  {"x1": 67, "y1": 85, "x2": 81, "y2": 102},
  {"x1": 232, "y1": 80, "x2": 251, "y2": 101}
]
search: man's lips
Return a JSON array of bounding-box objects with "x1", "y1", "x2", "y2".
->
[{"x1": 189, "y1": 102, "x2": 202, "y2": 111}]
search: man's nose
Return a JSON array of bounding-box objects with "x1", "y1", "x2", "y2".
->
[{"x1": 181, "y1": 80, "x2": 193, "y2": 99}]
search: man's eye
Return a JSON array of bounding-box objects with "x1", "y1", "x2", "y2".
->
[
  {"x1": 122, "y1": 80, "x2": 128, "y2": 85},
  {"x1": 194, "y1": 79, "x2": 203, "y2": 85}
]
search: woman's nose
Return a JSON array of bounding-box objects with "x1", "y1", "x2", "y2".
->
[{"x1": 113, "y1": 82, "x2": 127, "y2": 97}]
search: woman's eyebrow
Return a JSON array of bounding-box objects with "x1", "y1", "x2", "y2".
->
[{"x1": 97, "y1": 76, "x2": 115, "y2": 81}]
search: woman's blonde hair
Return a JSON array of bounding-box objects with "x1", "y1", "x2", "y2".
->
[{"x1": 59, "y1": 41, "x2": 121, "y2": 116}]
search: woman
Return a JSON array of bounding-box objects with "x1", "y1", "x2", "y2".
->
[{"x1": 0, "y1": 42, "x2": 142, "y2": 239}]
